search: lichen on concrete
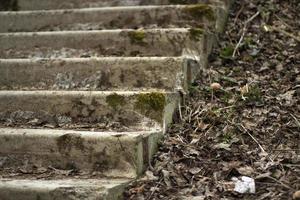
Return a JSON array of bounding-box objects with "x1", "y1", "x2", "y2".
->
[
  {"x1": 106, "y1": 93, "x2": 126, "y2": 109},
  {"x1": 134, "y1": 92, "x2": 166, "y2": 122},
  {"x1": 184, "y1": 4, "x2": 216, "y2": 21},
  {"x1": 189, "y1": 28, "x2": 204, "y2": 41},
  {"x1": 56, "y1": 134, "x2": 85, "y2": 156},
  {"x1": 128, "y1": 30, "x2": 146, "y2": 44}
]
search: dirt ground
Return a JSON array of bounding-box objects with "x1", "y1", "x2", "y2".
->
[{"x1": 125, "y1": 0, "x2": 300, "y2": 199}]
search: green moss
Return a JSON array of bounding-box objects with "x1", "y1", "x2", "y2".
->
[
  {"x1": 169, "y1": 0, "x2": 188, "y2": 4},
  {"x1": 169, "y1": 0, "x2": 199, "y2": 4},
  {"x1": 220, "y1": 45, "x2": 234, "y2": 59},
  {"x1": 184, "y1": 4, "x2": 216, "y2": 21},
  {"x1": 222, "y1": 132, "x2": 234, "y2": 144},
  {"x1": 56, "y1": 134, "x2": 85, "y2": 156},
  {"x1": 106, "y1": 93, "x2": 126, "y2": 109},
  {"x1": 0, "y1": 0, "x2": 19, "y2": 11},
  {"x1": 135, "y1": 93, "x2": 166, "y2": 122},
  {"x1": 128, "y1": 30, "x2": 146, "y2": 44},
  {"x1": 189, "y1": 28, "x2": 204, "y2": 41},
  {"x1": 245, "y1": 85, "x2": 262, "y2": 103}
]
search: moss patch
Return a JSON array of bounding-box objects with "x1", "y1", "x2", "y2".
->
[
  {"x1": 0, "y1": 0, "x2": 19, "y2": 11},
  {"x1": 56, "y1": 134, "x2": 85, "y2": 156},
  {"x1": 189, "y1": 28, "x2": 204, "y2": 41},
  {"x1": 169, "y1": 0, "x2": 188, "y2": 4},
  {"x1": 243, "y1": 85, "x2": 263, "y2": 105},
  {"x1": 135, "y1": 93, "x2": 166, "y2": 122},
  {"x1": 128, "y1": 30, "x2": 146, "y2": 44},
  {"x1": 106, "y1": 93, "x2": 126, "y2": 109},
  {"x1": 169, "y1": 0, "x2": 199, "y2": 4},
  {"x1": 184, "y1": 4, "x2": 216, "y2": 21}
]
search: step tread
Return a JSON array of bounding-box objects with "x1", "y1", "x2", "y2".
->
[
  {"x1": 0, "y1": 57, "x2": 190, "y2": 91},
  {"x1": 0, "y1": 0, "x2": 229, "y2": 11},
  {"x1": 0, "y1": 28, "x2": 207, "y2": 58},
  {"x1": 0, "y1": 4, "x2": 218, "y2": 33},
  {"x1": 0, "y1": 90, "x2": 179, "y2": 131}
]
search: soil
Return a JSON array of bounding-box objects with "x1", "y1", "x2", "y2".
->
[{"x1": 125, "y1": 0, "x2": 300, "y2": 199}]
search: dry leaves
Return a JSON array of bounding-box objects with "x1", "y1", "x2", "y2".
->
[{"x1": 126, "y1": 0, "x2": 300, "y2": 199}]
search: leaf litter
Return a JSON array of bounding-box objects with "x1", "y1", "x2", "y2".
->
[{"x1": 125, "y1": 0, "x2": 300, "y2": 199}]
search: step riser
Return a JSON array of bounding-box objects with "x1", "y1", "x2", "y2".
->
[
  {"x1": 0, "y1": 91, "x2": 178, "y2": 127},
  {"x1": 0, "y1": 129, "x2": 161, "y2": 178},
  {"x1": 2, "y1": 0, "x2": 230, "y2": 11},
  {"x1": 0, "y1": 179, "x2": 129, "y2": 200},
  {"x1": 0, "y1": 29, "x2": 208, "y2": 58},
  {"x1": 0, "y1": 5, "x2": 217, "y2": 33},
  {"x1": 0, "y1": 57, "x2": 192, "y2": 91}
]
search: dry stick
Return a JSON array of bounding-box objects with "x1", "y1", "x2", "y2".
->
[
  {"x1": 266, "y1": 175, "x2": 294, "y2": 190},
  {"x1": 232, "y1": 11, "x2": 260, "y2": 58},
  {"x1": 178, "y1": 102, "x2": 183, "y2": 121},
  {"x1": 274, "y1": 14, "x2": 293, "y2": 29},
  {"x1": 270, "y1": 26, "x2": 300, "y2": 43},
  {"x1": 240, "y1": 124, "x2": 274, "y2": 163},
  {"x1": 146, "y1": 179, "x2": 163, "y2": 200},
  {"x1": 234, "y1": 2, "x2": 245, "y2": 24},
  {"x1": 290, "y1": 113, "x2": 300, "y2": 128}
]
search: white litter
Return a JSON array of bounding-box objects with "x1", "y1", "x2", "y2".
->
[{"x1": 231, "y1": 176, "x2": 255, "y2": 194}]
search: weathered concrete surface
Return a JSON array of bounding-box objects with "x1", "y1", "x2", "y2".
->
[
  {"x1": 0, "y1": 5, "x2": 219, "y2": 33},
  {"x1": 0, "y1": 128, "x2": 162, "y2": 178},
  {"x1": 0, "y1": 178, "x2": 130, "y2": 200},
  {"x1": 0, "y1": 57, "x2": 197, "y2": 91},
  {"x1": 0, "y1": 0, "x2": 233, "y2": 198},
  {"x1": 0, "y1": 29, "x2": 209, "y2": 58},
  {"x1": 3, "y1": 0, "x2": 231, "y2": 11},
  {"x1": 0, "y1": 90, "x2": 179, "y2": 127}
]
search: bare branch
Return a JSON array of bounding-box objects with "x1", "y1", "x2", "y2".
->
[{"x1": 232, "y1": 11, "x2": 260, "y2": 58}]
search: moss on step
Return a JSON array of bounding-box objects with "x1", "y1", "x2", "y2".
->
[
  {"x1": 0, "y1": 0, "x2": 19, "y2": 11},
  {"x1": 128, "y1": 30, "x2": 146, "y2": 44},
  {"x1": 56, "y1": 134, "x2": 85, "y2": 155},
  {"x1": 189, "y1": 28, "x2": 204, "y2": 41},
  {"x1": 169, "y1": 0, "x2": 199, "y2": 4},
  {"x1": 135, "y1": 93, "x2": 166, "y2": 122},
  {"x1": 184, "y1": 4, "x2": 215, "y2": 21},
  {"x1": 106, "y1": 93, "x2": 126, "y2": 109},
  {"x1": 169, "y1": 0, "x2": 188, "y2": 4}
]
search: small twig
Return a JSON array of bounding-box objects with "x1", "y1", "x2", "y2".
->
[
  {"x1": 240, "y1": 124, "x2": 274, "y2": 163},
  {"x1": 269, "y1": 25, "x2": 300, "y2": 43},
  {"x1": 178, "y1": 102, "x2": 183, "y2": 121},
  {"x1": 146, "y1": 179, "x2": 163, "y2": 200},
  {"x1": 274, "y1": 14, "x2": 293, "y2": 29},
  {"x1": 234, "y1": 2, "x2": 245, "y2": 24},
  {"x1": 266, "y1": 175, "x2": 294, "y2": 190},
  {"x1": 272, "y1": 149, "x2": 300, "y2": 152},
  {"x1": 218, "y1": 105, "x2": 236, "y2": 111},
  {"x1": 232, "y1": 11, "x2": 260, "y2": 58},
  {"x1": 290, "y1": 113, "x2": 300, "y2": 128}
]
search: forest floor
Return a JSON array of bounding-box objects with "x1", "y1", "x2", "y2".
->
[{"x1": 125, "y1": 0, "x2": 300, "y2": 199}]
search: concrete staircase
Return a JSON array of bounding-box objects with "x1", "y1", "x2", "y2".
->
[{"x1": 0, "y1": 0, "x2": 231, "y2": 199}]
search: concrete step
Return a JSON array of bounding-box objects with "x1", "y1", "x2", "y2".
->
[
  {"x1": 0, "y1": 28, "x2": 212, "y2": 59},
  {"x1": 0, "y1": 5, "x2": 220, "y2": 33},
  {"x1": 0, "y1": 178, "x2": 130, "y2": 200},
  {"x1": 0, "y1": 90, "x2": 179, "y2": 128},
  {"x1": 0, "y1": 0, "x2": 231, "y2": 11},
  {"x1": 0, "y1": 57, "x2": 201, "y2": 91},
  {"x1": 0, "y1": 128, "x2": 162, "y2": 178}
]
